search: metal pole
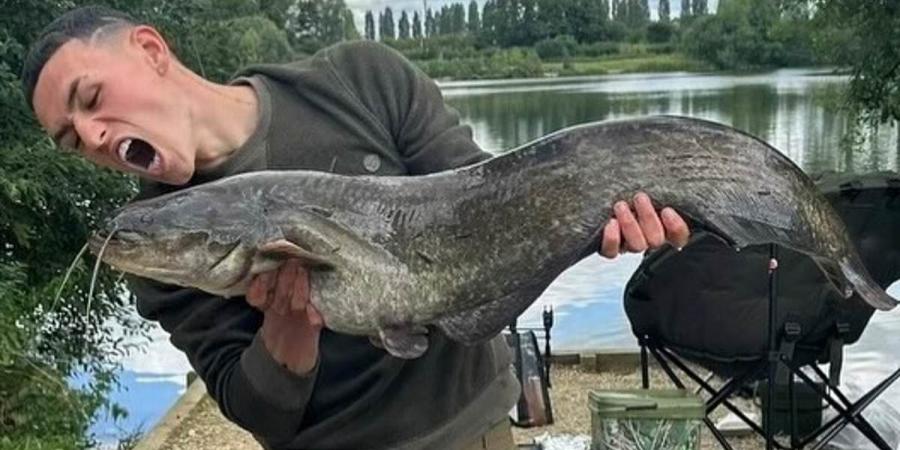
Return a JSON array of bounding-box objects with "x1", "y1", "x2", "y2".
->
[{"x1": 766, "y1": 244, "x2": 779, "y2": 450}]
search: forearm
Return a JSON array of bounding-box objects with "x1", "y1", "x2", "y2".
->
[{"x1": 129, "y1": 275, "x2": 315, "y2": 441}]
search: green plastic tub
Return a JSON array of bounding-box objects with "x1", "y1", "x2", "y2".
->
[{"x1": 588, "y1": 389, "x2": 705, "y2": 450}]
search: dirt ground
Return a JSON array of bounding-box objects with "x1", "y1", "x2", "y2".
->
[{"x1": 154, "y1": 364, "x2": 766, "y2": 450}]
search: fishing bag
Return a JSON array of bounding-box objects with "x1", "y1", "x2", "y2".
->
[{"x1": 623, "y1": 171, "x2": 900, "y2": 380}]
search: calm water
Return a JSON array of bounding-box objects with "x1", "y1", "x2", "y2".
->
[{"x1": 96, "y1": 69, "x2": 900, "y2": 447}]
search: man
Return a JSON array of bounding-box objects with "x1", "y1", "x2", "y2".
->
[{"x1": 23, "y1": 6, "x2": 689, "y2": 450}]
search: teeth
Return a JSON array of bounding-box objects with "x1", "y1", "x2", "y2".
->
[{"x1": 118, "y1": 139, "x2": 132, "y2": 164}]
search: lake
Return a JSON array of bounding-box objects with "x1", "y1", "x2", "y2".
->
[{"x1": 94, "y1": 68, "x2": 900, "y2": 448}]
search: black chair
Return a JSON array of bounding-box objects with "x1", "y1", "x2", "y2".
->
[
  {"x1": 623, "y1": 171, "x2": 900, "y2": 449},
  {"x1": 505, "y1": 307, "x2": 555, "y2": 428}
]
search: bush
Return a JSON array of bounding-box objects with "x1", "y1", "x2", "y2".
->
[
  {"x1": 646, "y1": 22, "x2": 677, "y2": 43},
  {"x1": 414, "y1": 48, "x2": 543, "y2": 80},
  {"x1": 576, "y1": 41, "x2": 622, "y2": 57},
  {"x1": 534, "y1": 35, "x2": 577, "y2": 59}
]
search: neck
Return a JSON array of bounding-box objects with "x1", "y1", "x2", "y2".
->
[{"x1": 175, "y1": 64, "x2": 259, "y2": 171}]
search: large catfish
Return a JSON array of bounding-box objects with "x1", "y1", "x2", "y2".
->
[{"x1": 88, "y1": 116, "x2": 899, "y2": 358}]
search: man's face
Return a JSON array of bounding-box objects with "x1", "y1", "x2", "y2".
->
[{"x1": 32, "y1": 28, "x2": 196, "y2": 185}]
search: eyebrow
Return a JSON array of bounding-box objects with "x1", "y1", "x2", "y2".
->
[{"x1": 51, "y1": 76, "x2": 84, "y2": 145}]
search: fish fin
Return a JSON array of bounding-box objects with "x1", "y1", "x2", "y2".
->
[
  {"x1": 700, "y1": 214, "x2": 791, "y2": 250},
  {"x1": 438, "y1": 290, "x2": 543, "y2": 345},
  {"x1": 378, "y1": 325, "x2": 429, "y2": 359},
  {"x1": 255, "y1": 239, "x2": 335, "y2": 270},
  {"x1": 838, "y1": 257, "x2": 899, "y2": 311},
  {"x1": 368, "y1": 335, "x2": 385, "y2": 350}
]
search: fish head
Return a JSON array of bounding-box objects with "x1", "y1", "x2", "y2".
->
[{"x1": 89, "y1": 185, "x2": 269, "y2": 296}]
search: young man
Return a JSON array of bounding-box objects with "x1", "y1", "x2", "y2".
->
[{"x1": 24, "y1": 6, "x2": 689, "y2": 450}]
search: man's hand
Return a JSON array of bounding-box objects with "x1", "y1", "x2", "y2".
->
[
  {"x1": 600, "y1": 192, "x2": 689, "y2": 258},
  {"x1": 246, "y1": 259, "x2": 323, "y2": 375}
]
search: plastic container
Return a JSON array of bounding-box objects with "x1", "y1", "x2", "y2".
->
[{"x1": 588, "y1": 389, "x2": 704, "y2": 450}]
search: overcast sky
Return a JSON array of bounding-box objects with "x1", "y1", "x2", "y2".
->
[{"x1": 344, "y1": 0, "x2": 720, "y2": 33}]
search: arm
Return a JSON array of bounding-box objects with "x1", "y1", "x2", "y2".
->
[{"x1": 128, "y1": 275, "x2": 316, "y2": 444}]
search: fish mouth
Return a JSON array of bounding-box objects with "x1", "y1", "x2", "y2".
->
[{"x1": 115, "y1": 137, "x2": 161, "y2": 174}]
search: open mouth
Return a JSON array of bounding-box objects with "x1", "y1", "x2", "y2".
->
[{"x1": 117, "y1": 138, "x2": 160, "y2": 173}]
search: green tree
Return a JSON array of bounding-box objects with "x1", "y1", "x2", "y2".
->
[
  {"x1": 468, "y1": 0, "x2": 481, "y2": 34},
  {"x1": 681, "y1": 0, "x2": 814, "y2": 70},
  {"x1": 365, "y1": 10, "x2": 376, "y2": 40},
  {"x1": 804, "y1": 1, "x2": 900, "y2": 124},
  {"x1": 412, "y1": 11, "x2": 422, "y2": 39},
  {"x1": 535, "y1": 0, "x2": 566, "y2": 40},
  {"x1": 693, "y1": 0, "x2": 708, "y2": 15},
  {"x1": 381, "y1": 7, "x2": 395, "y2": 40},
  {"x1": 568, "y1": 0, "x2": 611, "y2": 43},
  {"x1": 285, "y1": 0, "x2": 358, "y2": 54},
  {"x1": 681, "y1": 0, "x2": 691, "y2": 19},
  {"x1": 425, "y1": 8, "x2": 435, "y2": 37},
  {"x1": 479, "y1": 0, "x2": 496, "y2": 44},
  {"x1": 452, "y1": 3, "x2": 467, "y2": 34},
  {"x1": 659, "y1": 0, "x2": 671, "y2": 22},
  {"x1": 399, "y1": 11, "x2": 410, "y2": 39},
  {"x1": 0, "y1": 1, "x2": 305, "y2": 448}
]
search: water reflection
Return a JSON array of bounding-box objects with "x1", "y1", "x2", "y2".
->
[{"x1": 443, "y1": 69, "x2": 899, "y2": 176}]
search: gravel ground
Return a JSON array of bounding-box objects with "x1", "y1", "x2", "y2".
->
[{"x1": 156, "y1": 365, "x2": 766, "y2": 450}]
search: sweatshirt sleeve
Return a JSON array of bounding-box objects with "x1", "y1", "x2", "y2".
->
[
  {"x1": 323, "y1": 40, "x2": 493, "y2": 174},
  {"x1": 128, "y1": 275, "x2": 315, "y2": 443}
]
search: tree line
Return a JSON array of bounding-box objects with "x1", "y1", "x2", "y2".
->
[{"x1": 365, "y1": 0, "x2": 710, "y2": 46}]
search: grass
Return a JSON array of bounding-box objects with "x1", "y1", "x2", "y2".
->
[{"x1": 543, "y1": 53, "x2": 713, "y2": 76}]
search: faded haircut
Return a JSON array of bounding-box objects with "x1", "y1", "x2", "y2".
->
[{"x1": 21, "y1": 5, "x2": 138, "y2": 110}]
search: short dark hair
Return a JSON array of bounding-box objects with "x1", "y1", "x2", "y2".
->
[{"x1": 21, "y1": 5, "x2": 137, "y2": 110}]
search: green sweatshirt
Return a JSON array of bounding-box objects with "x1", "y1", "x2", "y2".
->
[{"x1": 128, "y1": 41, "x2": 520, "y2": 449}]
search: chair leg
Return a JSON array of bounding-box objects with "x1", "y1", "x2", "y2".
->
[
  {"x1": 787, "y1": 361, "x2": 899, "y2": 450},
  {"x1": 641, "y1": 342, "x2": 650, "y2": 389}
]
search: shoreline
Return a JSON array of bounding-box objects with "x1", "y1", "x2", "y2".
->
[{"x1": 132, "y1": 350, "x2": 762, "y2": 450}]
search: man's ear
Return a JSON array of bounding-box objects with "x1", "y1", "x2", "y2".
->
[{"x1": 130, "y1": 25, "x2": 171, "y2": 76}]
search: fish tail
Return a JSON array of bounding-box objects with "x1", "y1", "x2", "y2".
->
[{"x1": 838, "y1": 257, "x2": 899, "y2": 311}]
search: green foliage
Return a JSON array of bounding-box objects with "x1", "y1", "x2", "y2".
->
[
  {"x1": 1, "y1": 2, "x2": 139, "y2": 446},
  {"x1": 0, "y1": 0, "x2": 351, "y2": 447},
  {"x1": 803, "y1": 0, "x2": 900, "y2": 123},
  {"x1": 415, "y1": 48, "x2": 543, "y2": 79},
  {"x1": 680, "y1": 0, "x2": 816, "y2": 70},
  {"x1": 646, "y1": 22, "x2": 677, "y2": 43},
  {"x1": 285, "y1": 0, "x2": 358, "y2": 56},
  {"x1": 535, "y1": 35, "x2": 577, "y2": 60}
]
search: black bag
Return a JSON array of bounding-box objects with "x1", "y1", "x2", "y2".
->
[
  {"x1": 505, "y1": 330, "x2": 554, "y2": 427},
  {"x1": 623, "y1": 171, "x2": 900, "y2": 379}
]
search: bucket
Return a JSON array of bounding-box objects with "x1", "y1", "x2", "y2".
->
[{"x1": 588, "y1": 389, "x2": 704, "y2": 450}]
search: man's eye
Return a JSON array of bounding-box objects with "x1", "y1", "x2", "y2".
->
[{"x1": 87, "y1": 87, "x2": 100, "y2": 109}]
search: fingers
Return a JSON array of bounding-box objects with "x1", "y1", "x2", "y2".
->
[
  {"x1": 290, "y1": 266, "x2": 311, "y2": 314},
  {"x1": 614, "y1": 200, "x2": 648, "y2": 252},
  {"x1": 307, "y1": 303, "x2": 324, "y2": 329},
  {"x1": 247, "y1": 271, "x2": 276, "y2": 309},
  {"x1": 600, "y1": 219, "x2": 620, "y2": 259},
  {"x1": 272, "y1": 260, "x2": 300, "y2": 316},
  {"x1": 633, "y1": 193, "x2": 665, "y2": 248},
  {"x1": 600, "y1": 192, "x2": 692, "y2": 258},
  {"x1": 248, "y1": 260, "x2": 311, "y2": 317},
  {"x1": 661, "y1": 207, "x2": 690, "y2": 249}
]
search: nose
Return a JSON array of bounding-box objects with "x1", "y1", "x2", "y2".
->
[{"x1": 72, "y1": 114, "x2": 108, "y2": 153}]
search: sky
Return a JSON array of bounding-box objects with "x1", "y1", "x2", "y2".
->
[{"x1": 343, "y1": 0, "x2": 721, "y2": 34}]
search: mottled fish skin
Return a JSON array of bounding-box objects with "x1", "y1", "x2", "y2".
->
[{"x1": 90, "y1": 116, "x2": 898, "y2": 358}]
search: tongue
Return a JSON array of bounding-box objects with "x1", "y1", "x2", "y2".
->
[{"x1": 126, "y1": 139, "x2": 156, "y2": 169}]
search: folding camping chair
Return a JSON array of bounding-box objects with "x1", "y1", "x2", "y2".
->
[
  {"x1": 624, "y1": 171, "x2": 900, "y2": 450},
  {"x1": 505, "y1": 306, "x2": 556, "y2": 428}
]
